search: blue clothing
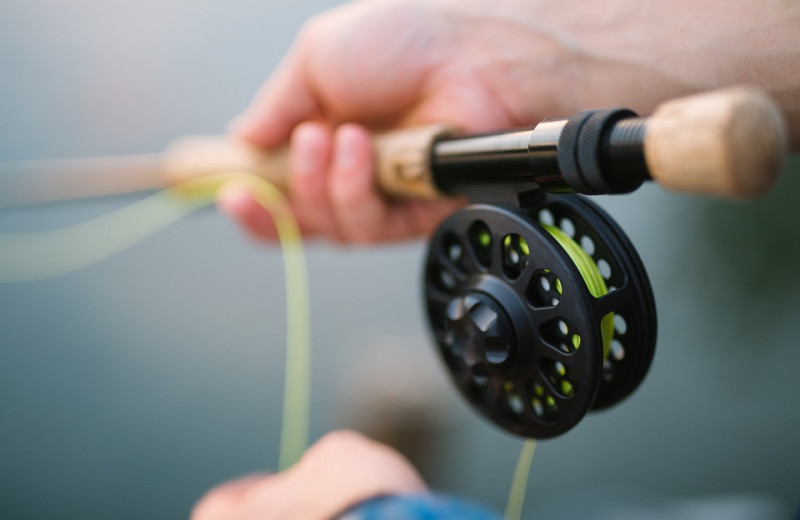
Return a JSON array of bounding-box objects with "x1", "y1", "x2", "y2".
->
[{"x1": 337, "y1": 494, "x2": 503, "y2": 520}]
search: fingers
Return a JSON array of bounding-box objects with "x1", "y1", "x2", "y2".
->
[
  {"x1": 327, "y1": 124, "x2": 393, "y2": 243},
  {"x1": 216, "y1": 121, "x2": 335, "y2": 242},
  {"x1": 190, "y1": 431, "x2": 427, "y2": 520},
  {"x1": 301, "y1": 123, "x2": 447, "y2": 243},
  {"x1": 288, "y1": 430, "x2": 428, "y2": 515},
  {"x1": 191, "y1": 474, "x2": 270, "y2": 520},
  {"x1": 216, "y1": 184, "x2": 281, "y2": 241},
  {"x1": 218, "y1": 123, "x2": 466, "y2": 243},
  {"x1": 327, "y1": 124, "x2": 466, "y2": 242},
  {"x1": 288, "y1": 122, "x2": 339, "y2": 240}
]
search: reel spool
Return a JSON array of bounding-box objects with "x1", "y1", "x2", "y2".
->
[{"x1": 424, "y1": 193, "x2": 656, "y2": 439}]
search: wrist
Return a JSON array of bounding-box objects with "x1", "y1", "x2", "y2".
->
[{"x1": 433, "y1": 0, "x2": 799, "y2": 147}]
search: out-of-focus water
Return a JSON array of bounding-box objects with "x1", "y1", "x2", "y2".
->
[{"x1": 1, "y1": 1, "x2": 798, "y2": 519}]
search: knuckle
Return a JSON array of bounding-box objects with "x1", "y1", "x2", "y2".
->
[
  {"x1": 351, "y1": 226, "x2": 382, "y2": 244},
  {"x1": 301, "y1": 429, "x2": 373, "y2": 465},
  {"x1": 190, "y1": 488, "x2": 236, "y2": 520},
  {"x1": 297, "y1": 11, "x2": 331, "y2": 45},
  {"x1": 316, "y1": 429, "x2": 368, "y2": 452},
  {"x1": 328, "y1": 177, "x2": 359, "y2": 207},
  {"x1": 333, "y1": 216, "x2": 379, "y2": 244}
]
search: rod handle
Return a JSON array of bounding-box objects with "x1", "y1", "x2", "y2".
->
[
  {"x1": 162, "y1": 125, "x2": 455, "y2": 198},
  {"x1": 643, "y1": 87, "x2": 788, "y2": 198}
]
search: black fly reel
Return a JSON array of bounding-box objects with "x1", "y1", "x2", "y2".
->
[{"x1": 424, "y1": 193, "x2": 656, "y2": 438}]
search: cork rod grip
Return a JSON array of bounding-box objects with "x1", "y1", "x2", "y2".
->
[
  {"x1": 162, "y1": 125, "x2": 455, "y2": 199},
  {"x1": 643, "y1": 87, "x2": 789, "y2": 199}
]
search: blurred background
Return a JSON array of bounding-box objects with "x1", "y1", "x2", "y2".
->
[{"x1": 0, "y1": 1, "x2": 798, "y2": 518}]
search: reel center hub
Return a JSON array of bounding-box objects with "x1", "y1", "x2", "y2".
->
[{"x1": 445, "y1": 291, "x2": 516, "y2": 372}]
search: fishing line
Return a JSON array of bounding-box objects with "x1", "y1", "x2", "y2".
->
[
  {"x1": 502, "y1": 224, "x2": 611, "y2": 520},
  {"x1": 505, "y1": 439, "x2": 537, "y2": 520},
  {"x1": 0, "y1": 173, "x2": 311, "y2": 470},
  {"x1": 543, "y1": 224, "x2": 614, "y2": 357},
  {"x1": 0, "y1": 188, "x2": 208, "y2": 283}
]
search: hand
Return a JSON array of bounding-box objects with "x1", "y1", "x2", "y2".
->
[
  {"x1": 221, "y1": 0, "x2": 799, "y2": 243},
  {"x1": 191, "y1": 430, "x2": 427, "y2": 520},
  {"x1": 222, "y1": 0, "x2": 501, "y2": 243}
]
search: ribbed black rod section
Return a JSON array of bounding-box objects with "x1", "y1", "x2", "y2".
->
[{"x1": 603, "y1": 118, "x2": 650, "y2": 188}]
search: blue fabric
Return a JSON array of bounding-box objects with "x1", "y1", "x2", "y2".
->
[{"x1": 339, "y1": 494, "x2": 503, "y2": 520}]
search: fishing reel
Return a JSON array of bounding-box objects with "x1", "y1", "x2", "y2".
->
[
  {"x1": 418, "y1": 106, "x2": 668, "y2": 439},
  {"x1": 424, "y1": 192, "x2": 656, "y2": 439}
]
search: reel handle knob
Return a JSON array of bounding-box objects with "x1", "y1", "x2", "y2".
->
[{"x1": 644, "y1": 87, "x2": 789, "y2": 199}]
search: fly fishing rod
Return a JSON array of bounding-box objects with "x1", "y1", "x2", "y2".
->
[{"x1": 0, "y1": 87, "x2": 789, "y2": 439}]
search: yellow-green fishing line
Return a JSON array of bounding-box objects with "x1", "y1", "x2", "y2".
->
[
  {"x1": 0, "y1": 188, "x2": 208, "y2": 283},
  {"x1": 228, "y1": 175, "x2": 311, "y2": 471},
  {"x1": 0, "y1": 173, "x2": 311, "y2": 470},
  {"x1": 505, "y1": 439, "x2": 537, "y2": 520},
  {"x1": 504, "y1": 225, "x2": 613, "y2": 519},
  {"x1": 544, "y1": 224, "x2": 614, "y2": 356}
]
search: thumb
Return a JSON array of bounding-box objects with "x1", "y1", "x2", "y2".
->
[{"x1": 230, "y1": 50, "x2": 321, "y2": 149}]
